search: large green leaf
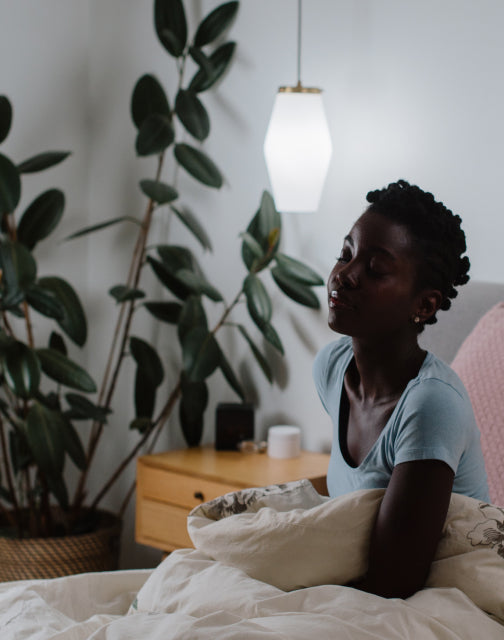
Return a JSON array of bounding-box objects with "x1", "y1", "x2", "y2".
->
[
  {"x1": 17, "y1": 189, "x2": 65, "y2": 249},
  {"x1": 136, "y1": 113, "x2": 174, "y2": 156},
  {"x1": 61, "y1": 417, "x2": 86, "y2": 470},
  {"x1": 0, "y1": 241, "x2": 24, "y2": 309},
  {"x1": 26, "y1": 402, "x2": 70, "y2": 508},
  {"x1": 258, "y1": 321, "x2": 284, "y2": 355},
  {"x1": 143, "y1": 300, "x2": 182, "y2": 324},
  {"x1": 139, "y1": 179, "x2": 178, "y2": 204},
  {"x1": 109, "y1": 285, "x2": 145, "y2": 303},
  {"x1": 176, "y1": 268, "x2": 223, "y2": 302},
  {"x1": 154, "y1": 0, "x2": 187, "y2": 57},
  {"x1": 129, "y1": 417, "x2": 152, "y2": 434},
  {"x1": 189, "y1": 46, "x2": 214, "y2": 80},
  {"x1": 174, "y1": 143, "x2": 222, "y2": 188},
  {"x1": 130, "y1": 336, "x2": 164, "y2": 420},
  {"x1": 189, "y1": 41, "x2": 236, "y2": 93},
  {"x1": 219, "y1": 348, "x2": 246, "y2": 400},
  {"x1": 48, "y1": 331, "x2": 67, "y2": 355},
  {"x1": 271, "y1": 266, "x2": 321, "y2": 308},
  {"x1": 243, "y1": 273, "x2": 272, "y2": 326},
  {"x1": 65, "y1": 216, "x2": 141, "y2": 241},
  {"x1": 179, "y1": 374, "x2": 208, "y2": 447},
  {"x1": 2, "y1": 241, "x2": 37, "y2": 295},
  {"x1": 194, "y1": 1, "x2": 239, "y2": 47},
  {"x1": 17, "y1": 151, "x2": 71, "y2": 174},
  {"x1": 15, "y1": 242, "x2": 37, "y2": 290},
  {"x1": 170, "y1": 205, "x2": 212, "y2": 251},
  {"x1": 241, "y1": 191, "x2": 281, "y2": 271},
  {"x1": 147, "y1": 256, "x2": 191, "y2": 300},
  {"x1": 65, "y1": 393, "x2": 110, "y2": 423},
  {"x1": 0, "y1": 96, "x2": 13, "y2": 145},
  {"x1": 9, "y1": 428, "x2": 32, "y2": 474},
  {"x1": 156, "y1": 245, "x2": 219, "y2": 299},
  {"x1": 131, "y1": 74, "x2": 170, "y2": 129},
  {"x1": 157, "y1": 244, "x2": 209, "y2": 283},
  {"x1": 38, "y1": 276, "x2": 87, "y2": 346},
  {"x1": 26, "y1": 284, "x2": 64, "y2": 320},
  {"x1": 26, "y1": 401, "x2": 65, "y2": 475},
  {"x1": 177, "y1": 295, "x2": 208, "y2": 343},
  {"x1": 181, "y1": 327, "x2": 220, "y2": 382},
  {"x1": 157, "y1": 244, "x2": 198, "y2": 272},
  {"x1": 239, "y1": 231, "x2": 264, "y2": 261},
  {"x1": 2, "y1": 341, "x2": 41, "y2": 398},
  {"x1": 36, "y1": 348, "x2": 96, "y2": 392},
  {"x1": 237, "y1": 324, "x2": 273, "y2": 383},
  {"x1": 274, "y1": 253, "x2": 324, "y2": 286},
  {"x1": 0, "y1": 152, "x2": 21, "y2": 215},
  {"x1": 175, "y1": 90, "x2": 210, "y2": 142},
  {"x1": 129, "y1": 336, "x2": 164, "y2": 387}
]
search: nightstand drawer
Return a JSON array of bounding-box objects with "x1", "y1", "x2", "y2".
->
[
  {"x1": 136, "y1": 447, "x2": 330, "y2": 554},
  {"x1": 136, "y1": 499, "x2": 193, "y2": 550},
  {"x1": 138, "y1": 465, "x2": 238, "y2": 509}
]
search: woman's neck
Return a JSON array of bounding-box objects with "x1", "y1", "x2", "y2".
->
[{"x1": 348, "y1": 336, "x2": 426, "y2": 404}]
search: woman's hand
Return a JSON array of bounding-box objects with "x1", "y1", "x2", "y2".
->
[{"x1": 351, "y1": 459, "x2": 454, "y2": 599}]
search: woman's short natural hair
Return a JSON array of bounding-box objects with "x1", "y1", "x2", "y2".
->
[{"x1": 366, "y1": 179, "x2": 470, "y2": 327}]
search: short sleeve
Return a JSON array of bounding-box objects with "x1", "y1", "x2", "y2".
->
[{"x1": 393, "y1": 379, "x2": 471, "y2": 473}]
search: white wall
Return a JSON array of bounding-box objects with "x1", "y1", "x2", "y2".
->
[{"x1": 1, "y1": 0, "x2": 503, "y2": 568}]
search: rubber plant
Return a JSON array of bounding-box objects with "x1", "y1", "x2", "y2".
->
[
  {"x1": 0, "y1": 0, "x2": 325, "y2": 538},
  {"x1": 69, "y1": 0, "x2": 324, "y2": 518},
  {"x1": 0, "y1": 94, "x2": 99, "y2": 538}
]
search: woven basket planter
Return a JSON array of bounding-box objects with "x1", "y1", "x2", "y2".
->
[{"x1": 0, "y1": 510, "x2": 122, "y2": 582}]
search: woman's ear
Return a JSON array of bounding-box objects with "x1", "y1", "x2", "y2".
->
[{"x1": 415, "y1": 290, "x2": 443, "y2": 324}]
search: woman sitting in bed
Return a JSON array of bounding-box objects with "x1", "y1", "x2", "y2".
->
[{"x1": 313, "y1": 179, "x2": 489, "y2": 599}]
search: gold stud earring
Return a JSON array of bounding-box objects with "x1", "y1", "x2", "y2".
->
[{"x1": 413, "y1": 315, "x2": 421, "y2": 324}]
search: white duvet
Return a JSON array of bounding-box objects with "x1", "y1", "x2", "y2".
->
[{"x1": 1, "y1": 480, "x2": 504, "y2": 639}]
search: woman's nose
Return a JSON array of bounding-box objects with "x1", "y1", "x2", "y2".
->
[{"x1": 336, "y1": 265, "x2": 358, "y2": 289}]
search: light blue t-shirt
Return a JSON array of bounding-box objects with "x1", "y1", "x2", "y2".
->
[{"x1": 313, "y1": 336, "x2": 490, "y2": 501}]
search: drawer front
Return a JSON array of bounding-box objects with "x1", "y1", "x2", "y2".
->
[
  {"x1": 136, "y1": 499, "x2": 192, "y2": 551},
  {"x1": 137, "y1": 465, "x2": 238, "y2": 509}
]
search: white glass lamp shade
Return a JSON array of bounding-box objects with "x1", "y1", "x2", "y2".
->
[{"x1": 264, "y1": 89, "x2": 332, "y2": 213}]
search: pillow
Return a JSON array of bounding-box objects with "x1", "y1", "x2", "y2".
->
[{"x1": 451, "y1": 302, "x2": 504, "y2": 506}]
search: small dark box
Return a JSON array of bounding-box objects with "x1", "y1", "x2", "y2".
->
[{"x1": 215, "y1": 403, "x2": 254, "y2": 451}]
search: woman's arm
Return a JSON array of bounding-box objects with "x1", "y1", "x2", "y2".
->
[{"x1": 352, "y1": 459, "x2": 454, "y2": 599}]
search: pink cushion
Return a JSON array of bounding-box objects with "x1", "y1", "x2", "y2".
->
[{"x1": 451, "y1": 302, "x2": 504, "y2": 506}]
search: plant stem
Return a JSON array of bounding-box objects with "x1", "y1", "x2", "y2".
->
[
  {"x1": 93, "y1": 276, "x2": 246, "y2": 514},
  {"x1": 1, "y1": 310, "x2": 16, "y2": 340},
  {"x1": 91, "y1": 377, "x2": 182, "y2": 512},
  {"x1": 211, "y1": 288, "x2": 244, "y2": 336},
  {"x1": 72, "y1": 153, "x2": 165, "y2": 511},
  {"x1": 22, "y1": 301, "x2": 34, "y2": 349}
]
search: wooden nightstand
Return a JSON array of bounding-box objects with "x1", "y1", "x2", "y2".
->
[{"x1": 135, "y1": 446, "x2": 330, "y2": 553}]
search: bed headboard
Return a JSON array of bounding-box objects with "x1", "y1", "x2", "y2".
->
[{"x1": 419, "y1": 280, "x2": 504, "y2": 364}]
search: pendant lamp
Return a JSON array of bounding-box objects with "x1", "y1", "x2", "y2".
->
[{"x1": 264, "y1": 0, "x2": 332, "y2": 213}]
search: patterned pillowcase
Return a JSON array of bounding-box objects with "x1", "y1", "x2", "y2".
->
[{"x1": 451, "y1": 302, "x2": 504, "y2": 506}]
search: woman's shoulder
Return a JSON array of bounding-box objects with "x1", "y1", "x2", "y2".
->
[
  {"x1": 400, "y1": 352, "x2": 476, "y2": 431},
  {"x1": 415, "y1": 351, "x2": 470, "y2": 402}
]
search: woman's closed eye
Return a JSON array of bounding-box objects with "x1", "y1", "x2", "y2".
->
[
  {"x1": 367, "y1": 257, "x2": 392, "y2": 277},
  {"x1": 337, "y1": 248, "x2": 352, "y2": 264}
]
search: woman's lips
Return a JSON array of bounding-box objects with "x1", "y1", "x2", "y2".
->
[{"x1": 329, "y1": 290, "x2": 354, "y2": 310}]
